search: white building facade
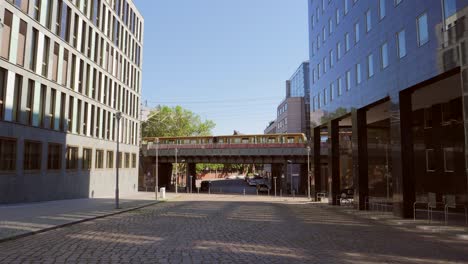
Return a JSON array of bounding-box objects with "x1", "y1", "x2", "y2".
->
[{"x1": 0, "y1": 0, "x2": 143, "y2": 203}]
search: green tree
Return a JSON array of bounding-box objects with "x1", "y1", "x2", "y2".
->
[{"x1": 142, "y1": 105, "x2": 216, "y2": 137}]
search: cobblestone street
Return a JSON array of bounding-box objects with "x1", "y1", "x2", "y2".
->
[{"x1": 0, "y1": 194, "x2": 467, "y2": 264}]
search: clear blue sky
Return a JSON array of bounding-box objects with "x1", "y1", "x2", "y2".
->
[{"x1": 135, "y1": 0, "x2": 309, "y2": 135}]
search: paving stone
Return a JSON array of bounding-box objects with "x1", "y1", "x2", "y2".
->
[{"x1": 0, "y1": 194, "x2": 467, "y2": 263}]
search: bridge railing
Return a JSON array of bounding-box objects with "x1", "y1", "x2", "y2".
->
[{"x1": 145, "y1": 143, "x2": 307, "y2": 150}]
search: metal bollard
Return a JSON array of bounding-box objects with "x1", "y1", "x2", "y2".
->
[
  {"x1": 243, "y1": 188, "x2": 245, "y2": 196},
  {"x1": 280, "y1": 189, "x2": 282, "y2": 197}
]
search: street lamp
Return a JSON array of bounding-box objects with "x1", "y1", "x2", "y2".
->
[
  {"x1": 307, "y1": 145, "x2": 311, "y2": 200},
  {"x1": 287, "y1": 160, "x2": 293, "y2": 196},
  {"x1": 175, "y1": 148, "x2": 178, "y2": 193},
  {"x1": 155, "y1": 138, "x2": 159, "y2": 200},
  {"x1": 114, "y1": 112, "x2": 122, "y2": 209}
]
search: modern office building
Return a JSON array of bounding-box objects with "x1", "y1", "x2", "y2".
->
[
  {"x1": 263, "y1": 62, "x2": 310, "y2": 192},
  {"x1": 308, "y1": 0, "x2": 468, "y2": 217},
  {"x1": 0, "y1": 0, "x2": 143, "y2": 203}
]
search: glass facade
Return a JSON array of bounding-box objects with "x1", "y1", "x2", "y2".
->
[{"x1": 309, "y1": 0, "x2": 468, "y2": 216}]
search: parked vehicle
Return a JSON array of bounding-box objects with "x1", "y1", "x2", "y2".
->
[
  {"x1": 200, "y1": 181, "x2": 212, "y2": 192},
  {"x1": 257, "y1": 184, "x2": 270, "y2": 193}
]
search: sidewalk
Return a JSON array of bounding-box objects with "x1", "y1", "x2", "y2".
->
[
  {"x1": 0, "y1": 192, "x2": 179, "y2": 242},
  {"x1": 318, "y1": 204, "x2": 468, "y2": 241}
]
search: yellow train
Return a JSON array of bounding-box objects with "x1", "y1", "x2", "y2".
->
[{"x1": 144, "y1": 133, "x2": 307, "y2": 146}]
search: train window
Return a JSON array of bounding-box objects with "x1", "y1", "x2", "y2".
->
[
  {"x1": 233, "y1": 138, "x2": 241, "y2": 144},
  {"x1": 242, "y1": 138, "x2": 249, "y2": 143},
  {"x1": 190, "y1": 140, "x2": 197, "y2": 144},
  {"x1": 287, "y1": 137, "x2": 294, "y2": 143},
  {"x1": 268, "y1": 138, "x2": 275, "y2": 143},
  {"x1": 184, "y1": 139, "x2": 190, "y2": 144},
  {"x1": 218, "y1": 139, "x2": 224, "y2": 144}
]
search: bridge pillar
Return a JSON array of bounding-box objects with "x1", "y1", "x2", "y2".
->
[
  {"x1": 313, "y1": 127, "x2": 322, "y2": 200},
  {"x1": 299, "y1": 164, "x2": 308, "y2": 195},
  {"x1": 271, "y1": 164, "x2": 283, "y2": 195},
  {"x1": 328, "y1": 120, "x2": 341, "y2": 205},
  {"x1": 159, "y1": 163, "x2": 173, "y2": 191},
  {"x1": 186, "y1": 163, "x2": 197, "y2": 192},
  {"x1": 351, "y1": 108, "x2": 369, "y2": 210}
]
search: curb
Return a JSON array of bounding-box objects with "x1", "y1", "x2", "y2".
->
[{"x1": 0, "y1": 197, "x2": 176, "y2": 244}]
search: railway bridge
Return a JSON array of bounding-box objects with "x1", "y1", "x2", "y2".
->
[{"x1": 140, "y1": 133, "x2": 317, "y2": 195}]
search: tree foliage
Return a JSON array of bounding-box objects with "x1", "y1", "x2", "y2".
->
[{"x1": 142, "y1": 105, "x2": 216, "y2": 137}]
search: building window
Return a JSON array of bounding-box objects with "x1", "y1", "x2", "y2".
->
[
  {"x1": 12, "y1": 74, "x2": 23, "y2": 123},
  {"x1": 443, "y1": 148, "x2": 455, "y2": 172},
  {"x1": 443, "y1": 0, "x2": 458, "y2": 20},
  {"x1": 367, "y1": 53, "x2": 374, "y2": 78},
  {"x1": 26, "y1": 80, "x2": 34, "y2": 125},
  {"x1": 107, "y1": 150, "x2": 114, "y2": 168},
  {"x1": 330, "y1": 50, "x2": 334, "y2": 68},
  {"x1": 95, "y1": 149, "x2": 104, "y2": 169},
  {"x1": 344, "y1": 0, "x2": 349, "y2": 14},
  {"x1": 82, "y1": 148, "x2": 92, "y2": 170},
  {"x1": 0, "y1": 138, "x2": 16, "y2": 171},
  {"x1": 24, "y1": 141, "x2": 42, "y2": 170},
  {"x1": 66, "y1": 146, "x2": 78, "y2": 169},
  {"x1": 337, "y1": 42, "x2": 342, "y2": 60},
  {"x1": 29, "y1": 28, "x2": 39, "y2": 71},
  {"x1": 345, "y1": 33, "x2": 350, "y2": 52},
  {"x1": 328, "y1": 18, "x2": 333, "y2": 35},
  {"x1": 323, "y1": 88, "x2": 327, "y2": 105},
  {"x1": 330, "y1": 82, "x2": 335, "y2": 101},
  {"x1": 426, "y1": 149, "x2": 435, "y2": 172},
  {"x1": 354, "y1": 22, "x2": 360, "y2": 43},
  {"x1": 366, "y1": 10, "x2": 372, "y2": 32},
  {"x1": 379, "y1": 0, "x2": 386, "y2": 20},
  {"x1": 337, "y1": 77, "x2": 343, "y2": 96},
  {"x1": 42, "y1": 36, "x2": 50, "y2": 77},
  {"x1": 346, "y1": 70, "x2": 351, "y2": 90},
  {"x1": 322, "y1": 27, "x2": 326, "y2": 42},
  {"x1": 117, "y1": 151, "x2": 122, "y2": 168},
  {"x1": 323, "y1": 57, "x2": 327, "y2": 73},
  {"x1": 0, "y1": 68, "x2": 6, "y2": 120},
  {"x1": 1, "y1": 10, "x2": 13, "y2": 60},
  {"x1": 48, "y1": 143, "x2": 61, "y2": 170},
  {"x1": 417, "y1": 13, "x2": 429, "y2": 46},
  {"x1": 17, "y1": 20, "x2": 27, "y2": 66},
  {"x1": 33, "y1": 0, "x2": 41, "y2": 20},
  {"x1": 14, "y1": 0, "x2": 29, "y2": 13},
  {"x1": 132, "y1": 153, "x2": 137, "y2": 168},
  {"x1": 381, "y1": 42, "x2": 389, "y2": 69},
  {"x1": 336, "y1": 8, "x2": 340, "y2": 25},
  {"x1": 397, "y1": 29, "x2": 406, "y2": 58},
  {"x1": 125, "y1": 152, "x2": 131, "y2": 168},
  {"x1": 356, "y1": 63, "x2": 362, "y2": 84}
]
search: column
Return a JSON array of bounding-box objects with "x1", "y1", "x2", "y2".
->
[
  {"x1": 351, "y1": 108, "x2": 369, "y2": 210},
  {"x1": 328, "y1": 120, "x2": 340, "y2": 205},
  {"x1": 313, "y1": 127, "x2": 321, "y2": 198},
  {"x1": 390, "y1": 91, "x2": 416, "y2": 218}
]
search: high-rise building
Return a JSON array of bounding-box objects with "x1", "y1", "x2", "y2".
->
[
  {"x1": 0, "y1": 0, "x2": 143, "y2": 203},
  {"x1": 308, "y1": 0, "x2": 468, "y2": 217}
]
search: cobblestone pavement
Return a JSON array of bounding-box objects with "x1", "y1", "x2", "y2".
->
[
  {"x1": 0, "y1": 194, "x2": 467, "y2": 264},
  {"x1": 0, "y1": 192, "x2": 178, "y2": 241}
]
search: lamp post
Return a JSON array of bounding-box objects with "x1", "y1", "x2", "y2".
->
[
  {"x1": 307, "y1": 145, "x2": 311, "y2": 200},
  {"x1": 273, "y1": 176, "x2": 277, "y2": 197},
  {"x1": 175, "y1": 148, "x2": 178, "y2": 193},
  {"x1": 287, "y1": 160, "x2": 292, "y2": 195},
  {"x1": 155, "y1": 138, "x2": 159, "y2": 200},
  {"x1": 114, "y1": 112, "x2": 122, "y2": 209}
]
